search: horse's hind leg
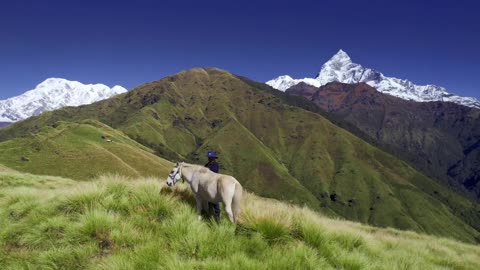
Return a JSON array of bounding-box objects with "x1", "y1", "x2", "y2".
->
[
  {"x1": 223, "y1": 200, "x2": 234, "y2": 223},
  {"x1": 220, "y1": 182, "x2": 236, "y2": 223}
]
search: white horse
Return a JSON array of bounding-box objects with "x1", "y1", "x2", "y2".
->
[{"x1": 166, "y1": 162, "x2": 243, "y2": 223}]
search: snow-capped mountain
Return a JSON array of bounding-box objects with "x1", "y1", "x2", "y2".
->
[
  {"x1": 0, "y1": 78, "x2": 127, "y2": 122},
  {"x1": 266, "y1": 50, "x2": 480, "y2": 109}
]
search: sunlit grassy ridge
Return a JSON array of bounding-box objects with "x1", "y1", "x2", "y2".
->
[
  {"x1": 0, "y1": 171, "x2": 479, "y2": 269},
  {"x1": 0, "y1": 120, "x2": 172, "y2": 180}
]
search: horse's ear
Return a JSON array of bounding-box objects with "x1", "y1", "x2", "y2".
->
[{"x1": 175, "y1": 161, "x2": 179, "y2": 166}]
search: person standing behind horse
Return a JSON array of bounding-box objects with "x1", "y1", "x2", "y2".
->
[{"x1": 205, "y1": 150, "x2": 221, "y2": 220}]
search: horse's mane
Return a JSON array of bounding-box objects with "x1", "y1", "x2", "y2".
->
[{"x1": 182, "y1": 162, "x2": 208, "y2": 173}]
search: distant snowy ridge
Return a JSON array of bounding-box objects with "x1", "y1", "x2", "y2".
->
[
  {"x1": 266, "y1": 50, "x2": 480, "y2": 109},
  {"x1": 0, "y1": 78, "x2": 127, "y2": 122}
]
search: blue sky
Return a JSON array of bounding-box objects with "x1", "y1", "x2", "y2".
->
[{"x1": 1, "y1": 0, "x2": 479, "y2": 100}]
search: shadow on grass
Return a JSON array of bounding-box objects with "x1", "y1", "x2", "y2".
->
[
  {"x1": 160, "y1": 185, "x2": 233, "y2": 225},
  {"x1": 160, "y1": 186, "x2": 196, "y2": 208}
]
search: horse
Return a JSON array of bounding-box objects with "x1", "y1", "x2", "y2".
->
[{"x1": 166, "y1": 162, "x2": 243, "y2": 223}]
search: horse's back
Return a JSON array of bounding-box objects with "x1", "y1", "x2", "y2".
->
[{"x1": 218, "y1": 174, "x2": 238, "y2": 184}]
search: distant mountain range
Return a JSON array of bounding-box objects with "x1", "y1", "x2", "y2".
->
[
  {"x1": 267, "y1": 50, "x2": 480, "y2": 109},
  {"x1": 0, "y1": 78, "x2": 127, "y2": 123}
]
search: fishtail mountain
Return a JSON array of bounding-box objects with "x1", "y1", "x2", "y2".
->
[{"x1": 0, "y1": 68, "x2": 479, "y2": 243}]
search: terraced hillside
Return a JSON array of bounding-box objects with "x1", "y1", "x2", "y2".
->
[
  {"x1": 0, "y1": 170, "x2": 479, "y2": 269},
  {"x1": 0, "y1": 68, "x2": 479, "y2": 243}
]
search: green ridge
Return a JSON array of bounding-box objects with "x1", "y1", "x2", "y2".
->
[{"x1": 0, "y1": 120, "x2": 172, "y2": 180}]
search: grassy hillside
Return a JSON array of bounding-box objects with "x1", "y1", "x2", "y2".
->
[
  {"x1": 0, "y1": 120, "x2": 172, "y2": 180},
  {"x1": 0, "y1": 68, "x2": 479, "y2": 243},
  {"x1": 0, "y1": 171, "x2": 479, "y2": 270}
]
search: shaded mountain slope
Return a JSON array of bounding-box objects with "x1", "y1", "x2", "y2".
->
[
  {"x1": 286, "y1": 82, "x2": 480, "y2": 200},
  {"x1": 0, "y1": 120, "x2": 172, "y2": 180},
  {"x1": 0, "y1": 68, "x2": 479, "y2": 242}
]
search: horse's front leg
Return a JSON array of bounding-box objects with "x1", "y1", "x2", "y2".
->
[{"x1": 195, "y1": 197, "x2": 203, "y2": 221}]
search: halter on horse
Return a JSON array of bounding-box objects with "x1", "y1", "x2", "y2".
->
[{"x1": 166, "y1": 162, "x2": 183, "y2": 186}]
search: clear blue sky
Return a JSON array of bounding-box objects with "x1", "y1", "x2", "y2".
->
[{"x1": 1, "y1": 0, "x2": 479, "y2": 100}]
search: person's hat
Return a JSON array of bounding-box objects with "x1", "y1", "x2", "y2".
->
[{"x1": 207, "y1": 150, "x2": 218, "y2": 158}]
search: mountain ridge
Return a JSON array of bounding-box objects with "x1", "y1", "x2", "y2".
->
[
  {"x1": 0, "y1": 78, "x2": 127, "y2": 122},
  {"x1": 267, "y1": 50, "x2": 480, "y2": 109}
]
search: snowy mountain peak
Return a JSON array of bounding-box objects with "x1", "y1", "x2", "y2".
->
[
  {"x1": 267, "y1": 51, "x2": 480, "y2": 109},
  {"x1": 38, "y1": 78, "x2": 66, "y2": 87},
  {"x1": 265, "y1": 75, "x2": 295, "y2": 90},
  {"x1": 0, "y1": 78, "x2": 127, "y2": 122},
  {"x1": 326, "y1": 49, "x2": 352, "y2": 64}
]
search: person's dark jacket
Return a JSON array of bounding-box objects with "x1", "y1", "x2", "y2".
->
[{"x1": 206, "y1": 160, "x2": 219, "y2": 173}]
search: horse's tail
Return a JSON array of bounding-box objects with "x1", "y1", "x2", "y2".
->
[{"x1": 232, "y1": 181, "x2": 243, "y2": 223}]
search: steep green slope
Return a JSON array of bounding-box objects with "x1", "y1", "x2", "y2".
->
[
  {"x1": 0, "y1": 120, "x2": 172, "y2": 180},
  {"x1": 1, "y1": 68, "x2": 479, "y2": 243},
  {"x1": 286, "y1": 82, "x2": 480, "y2": 200},
  {"x1": 1, "y1": 171, "x2": 479, "y2": 269}
]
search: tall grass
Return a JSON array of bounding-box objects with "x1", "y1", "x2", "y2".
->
[{"x1": 0, "y1": 172, "x2": 479, "y2": 269}]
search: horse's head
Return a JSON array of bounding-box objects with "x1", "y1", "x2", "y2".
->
[{"x1": 166, "y1": 162, "x2": 183, "y2": 186}]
